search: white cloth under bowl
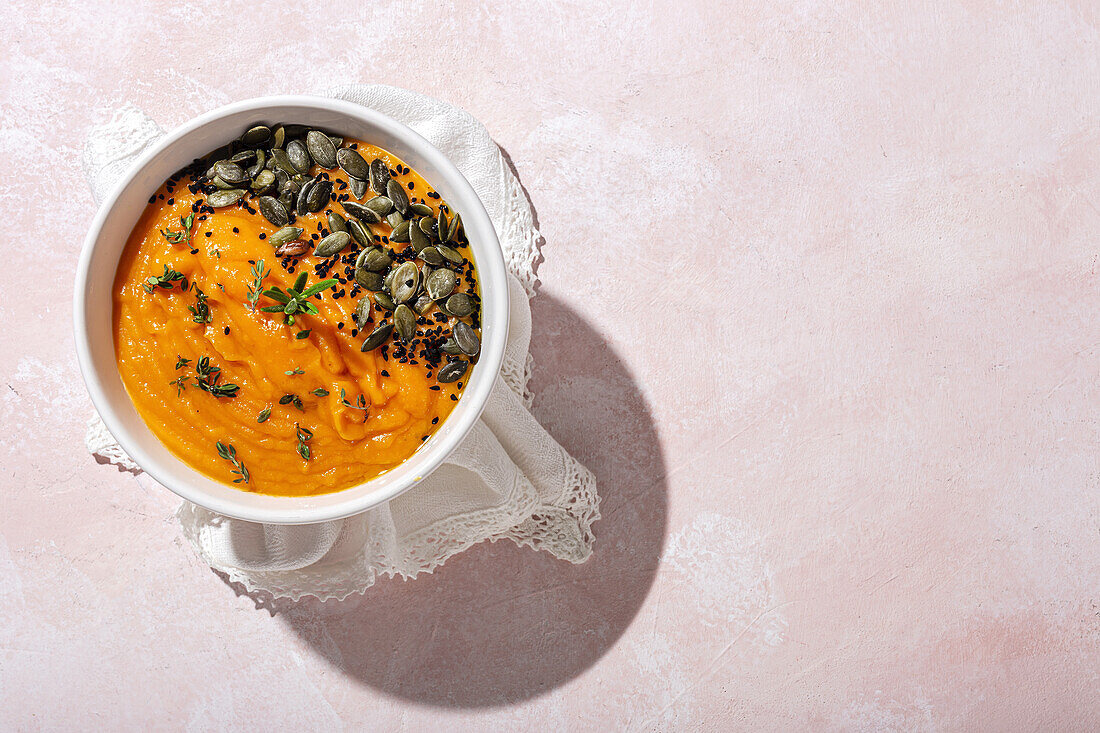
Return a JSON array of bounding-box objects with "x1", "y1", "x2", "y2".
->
[{"x1": 82, "y1": 85, "x2": 599, "y2": 601}]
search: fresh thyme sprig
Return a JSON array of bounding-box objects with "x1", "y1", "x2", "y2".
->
[
  {"x1": 284, "y1": 368, "x2": 304, "y2": 376},
  {"x1": 310, "y1": 387, "x2": 329, "y2": 397},
  {"x1": 160, "y1": 213, "x2": 195, "y2": 247},
  {"x1": 338, "y1": 387, "x2": 369, "y2": 423},
  {"x1": 279, "y1": 393, "x2": 304, "y2": 411},
  {"x1": 143, "y1": 264, "x2": 186, "y2": 294},
  {"x1": 194, "y1": 356, "x2": 239, "y2": 398},
  {"x1": 295, "y1": 423, "x2": 314, "y2": 461},
  {"x1": 247, "y1": 259, "x2": 270, "y2": 311},
  {"x1": 260, "y1": 272, "x2": 338, "y2": 326},
  {"x1": 215, "y1": 441, "x2": 249, "y2": 484},
  {"x1": 169, "y1": 355, "x2": 192, "y2": 395},
  {"x1": 188, "y1": 284, "x2": 211, "y2": 324}
]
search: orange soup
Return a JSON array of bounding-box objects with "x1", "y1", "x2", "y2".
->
[{"x1": 114, "y1": 124, "x2": 481, "y2": 496}]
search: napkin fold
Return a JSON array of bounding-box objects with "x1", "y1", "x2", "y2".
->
[{"x1": 83, "y1": 85, "x2": 599, "y2": 601}]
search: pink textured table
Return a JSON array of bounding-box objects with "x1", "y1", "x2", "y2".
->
[{"x1": 3, "y1": 1, "x2": 1099, "y2": 729}]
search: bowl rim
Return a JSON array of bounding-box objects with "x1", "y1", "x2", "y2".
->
[{"x1": 73, "y1": 94, "x2": 509, "y2": 524}]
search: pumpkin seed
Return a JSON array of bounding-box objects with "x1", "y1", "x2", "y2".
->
[
  {"x1": 349, "y1": 176, "x2": 368, "y2": 199},
  {"x1": 307, "y1": 179, "x2": 332, "y2": 213},
  {"x1": 336, "y1": 147, "x2": 370, "y2": 180},
  {"x1": 282, "y1": 123, "x2": 311, "y2": 138},
  {"x1": 425, "y1": 268, "x2": 456, "y2": 300},
  {"x1": 328, "y1": 135, "x2": 343, "y2": 148},
  {"x1": 241, "y1": 125, "x2": 271, "y2": 146},
  {"x1": 369, "y1": 158, "x2": 389, "y2": 194},
  {"x1": 343, "y1": 201, "x2": 381, "y2": 224},
  {"x1": 452, "y1": 320, "x2": 480, "y2": 356},
  {"x1": 387, "y1": 179, "x2": 409, "y2": 215},
  {"x1": 436, "y1": 208, "x2": 449, "y2": 241},
  {"x1": 409, "y1": 222, "x2": 431, "y2": 252},
  {"x1": 230, "y1": 149, "x2": 257, "y2": 165},
  {"x1": 374, "y1": 291, "x2": 395, "y2": 311},
  {"x1": 360, "y1": 247, "x2": 392, "y2": 272},
  {"x1": 348, "y1": 219, "x2": 373, "y2": 247},
  {"x1": 437, "y1": 360, "x2": 469, "y2": 383},
  {"x1": 314, "y1": 231, "x2": 351, "y2": 257},
  {"x1": 414, "y1": 293, "x2": 435, "y2": 315},
  {"x1": 269, "y1": 226, "x2": 304, "y2": 248},
  {"x1": 360, "y1": 322, "x2": 393, "y2": 351},
  {"x1": 418, "y1": 215, "x2": 436, "y2": 236},
  {"x1": 390, "y1": 261, "x2": 419, "y2": 304},
  {"x1": 306, "y1": 130, "x2": 337, "y2": 169},
  {"x1": 383, "y1": 267, "x2": 396, "y2": 293},
  {"x1": 271, "y1": 125, "x2": 286, "y2": 149},
  {"x1": 353, "y1": 296, "x2": 371, "y2": 329},
  {"x1": 394, "y1": 304, "x2": 416, "y2": 342},
  {"x1": 385, "y1": 211, "x2": 404, "y2": 228},
  {"x1": 437, "y1": 244, "x2": 464, "y2": 265},
  {"x1": 365, "y1": 195, "x2": 393, "y2": 217},
  {"x1": 247, "y1": 149, "x2": 266, "y2": 178},
  {"x1": 355, "y1": 268, "x2": 385, "y2": 291},
  {"x1": 206, "y1": 189, "x2": 246, "y2": 208},
  {"x1": 295, "y1": 177, "x2": 315, "y2": 216},
  {"x1": 251, "y1": 169, "x2": 276, "y2": 193},
  {"x1": 441, "y1": 337, "x2": 463, "y2": 355},
  {"x1": 210, "y1": 175, "x2": 233, "y2": 190},
  {"x1": 270, "y1": 148, "x2": 296, "y2": 175},
  {"x1": 445, "y1": 292, "x2": 476, "y2": 317},
  {"x1": 446, "y1": 211, "x2": 461, "y2": 242},
  {"x1": 327, "y1": 211, "x2": 347, "y2": 234},
  {"x1": 419, "y1": 246, "x2": 445, "y2": 266},
  {"x1": 213, "y1": 161, "x2": 248, "y2": 185},
  {"x1": 409, "y1": 202, "x2": 433, "y2": 217},
  {"x1": 286, "y1": 139, "x2": 311, "y2": 174},
  {"x1": 390, "y1": 220, "x2": 412, "y2": 243},
  {"x1": 258, "y1": 195, "x2": 289, "y2": 226}
]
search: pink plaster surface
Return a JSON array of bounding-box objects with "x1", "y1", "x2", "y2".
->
[{"x1": 2, "y1": 0, "x2": 1099, "y2": 729}]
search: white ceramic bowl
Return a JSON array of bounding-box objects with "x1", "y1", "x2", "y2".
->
[{"x1": 74, "y1": 96, "x2": 508, "y2": 524}]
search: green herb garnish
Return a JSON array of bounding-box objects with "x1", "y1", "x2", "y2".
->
[
  {"x1": 194, "y1": 356, "x2": 239, "y2": 398},
  {"x1": 279, "y1": 393, "x2": 304, "y2": 411},
  {"x1": 257, "y1": 406, "x2": 271, "y2": 423},
  {"x1": 160, "y1": 213, "x2": 195, "y2": 247},
  {"x1": 169, "y1": 374, "x2": 188, "y2": 396},
  {"x1": 310, "y1": 387, "x2": 329, "y2": 397},
  {"x1": 260, "y1": 272, "x2": 338, "y2": 326},
  {"x1": 296, "y1": 330, "x2": 311, "y2": 340},
  {"x1": 175, "y1": 355, "x2": 191, "y2": 370},
  {"x1": 295, "y1": 423, "x2": 313, "y2": 461},
  {"x1": 247, "y1": 260, "x2": 270, "y2": 311},
  {"x1": 143, "y1": 264, "x2": 186, "y2": 294},
  {"x1": 339, "y1": 387, "x2": 369, "y2": 423},
  {"x1": 188, "y1": 284, "x2": 212, "y2": 324},
  {"x1": 215, "y1": 441, "x2": 249, "y2": 484},
  {"x1": 284, "y1": 368, "x2": 304, "y2": 376}
]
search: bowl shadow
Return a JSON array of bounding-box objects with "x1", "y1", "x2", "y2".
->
[{"x1": 272, "y1": 293, "x2": 668, "y2": 707}]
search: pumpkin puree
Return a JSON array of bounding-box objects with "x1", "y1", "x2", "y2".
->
[{"x1": 113, "y1": 142, "x2": 475, "y2": 496}]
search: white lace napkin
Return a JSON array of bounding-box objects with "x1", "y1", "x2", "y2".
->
[{"x1": 83, "y1": 85, "x2": 599, "y2": 601}]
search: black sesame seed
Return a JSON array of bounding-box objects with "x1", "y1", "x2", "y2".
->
[{"x1": 223, "y1": 327, "x2": 230, "y2": 335}]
